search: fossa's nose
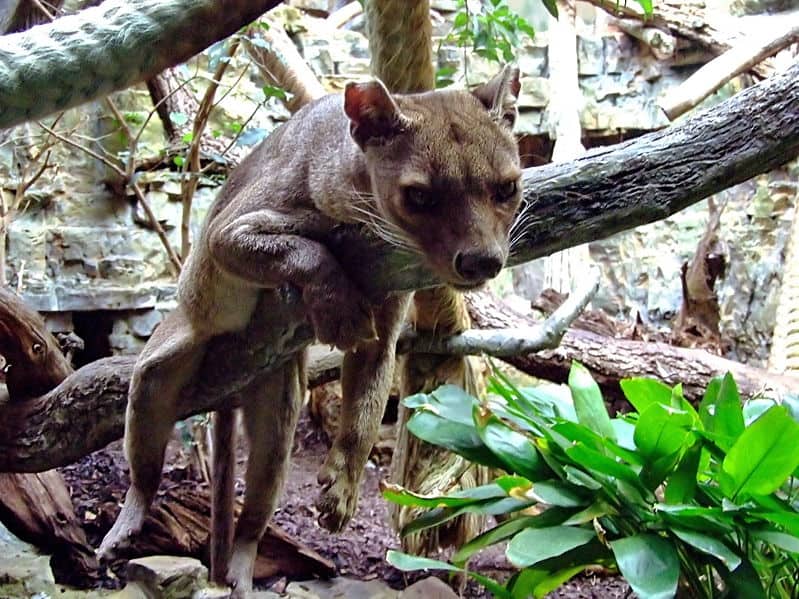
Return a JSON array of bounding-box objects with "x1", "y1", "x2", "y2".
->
[{"x1": 454, "y1": 250, "x2": 503, "y2": 282}]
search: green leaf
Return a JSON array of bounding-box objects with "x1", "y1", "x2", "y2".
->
[
  {"x1": 540, "y1": 0, "x2": 558, "y2": 18},
  {"x1": 635, "y1": 0, "x2": 653, "y2": 14},
  {"x1": 716, "y1": 557, "x2": 766, "y2": 599},
  {"x1": 751, "y1": 529, "x2": 799, "y2": 554},
  {"x1": 714, "y1": 373, "x2": 745, "y2": 443},
  {"x1": 401, "y1": 497, "x2": 533, "y2": 536},
  {"x1": 381, "y1": 482, "x2": 506, "y2": 509},
  {"x1": 453, "y1": 11, "x2": 468, "y2": 27},
  {"x1": 507, "y1": 526, "x2": 595, "y2": 567},
  {"x1": 453, "y1": 508, "x2": 575, "y2": 565},
  {"x1": 508, "y1": 566, "x2": 585, "y2": 599},
  {"x1": 634, "y1": 403, "x2": 693, "y2": 461},
  {"x1": 386, "y1": 550, "x2": 459, "y2": 572},
  {"x1": 569, "y1": 362, "x2": 616, "y2": 441},
  {"x1": 406, "y1": 410, "x2": 504, "y2": 469},
  {"x1": 664, "y1": 443, "x2": 701, "y2": 503},
  {"x1": 562, "y1": 465, "x2": 602, "y2": 490},
  {"x1": 385, "y1": 551, "x2": 512, "y2": 598},
  {"x1": 610, "y1": 534, "x2": 679, "y2": 599},
  {"x1": 670, "y1": 527, "x2": 741, "y2": 570},
  {"x1": 172, "y1": 155, "x2": 185, "y2": 167},
  {"x1": 181, "y1": 132, "x2": 194, "y2": 144},
  {"x1": 759, "y1": 511, "x2": 799, "y2": 537},
  {"x1": 476, "y1": 409, "x2": 550, "y2": 480},
  {"x1": 565, "y1": 444, "x2": 645, "y2": 492},
  {"x1": 563, "y1": 500, "x2": 613, "y2": 525},
  {"x1": 720, "y1": 405, "x2": 799, "y2": 498},
  {"x1": 620, "y1": 378, "x2": 673, "y2": 414},
  {"x1": 404, "y1": 385, "x2": 477, "y2": 426},
  {"x1": 262, "y1": 84, "x2": 288, "y2": 100},
  {"x1": 655, "y1": 504, "x2": 736, "y2": 535}
]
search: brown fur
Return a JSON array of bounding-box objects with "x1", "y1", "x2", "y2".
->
[{"x1": 97, "y1": 67, "x2": 522, "y2": 597}]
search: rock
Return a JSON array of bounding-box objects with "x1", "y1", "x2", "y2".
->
[
  {"x1": 106, "y1": 583, "x2": 150, "y2": 599},
  {"x1": 193, "y1": 585, "x2": 233, "y2": 599},
  {"x1": 286, "y1": 577, "x2": 399, "y2": 599},
  {"x1": 126, "y1": 555, "x2": 209, "y2": 599},
  {"x1": 399, "y1": 577, "x2": 458, "y2": 599},
  {"x1": 0, "y1": 521, "x2": 57, "y2": 597}
]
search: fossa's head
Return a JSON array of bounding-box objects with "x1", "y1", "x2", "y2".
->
[{"x1": 344, "y1": 66, "x2": 522, "y2": 290}]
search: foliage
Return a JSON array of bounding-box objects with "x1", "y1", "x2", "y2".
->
[
  {"x1": 383, "y1": 365, "x2": 799, "y2": 598},
  {"x1": 438, "y1": 0, "x2": 536, "y2": 87}
]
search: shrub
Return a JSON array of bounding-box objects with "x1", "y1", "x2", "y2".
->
[{"x1": 383, "y1": 363, "x2": 799, "y2": 598}]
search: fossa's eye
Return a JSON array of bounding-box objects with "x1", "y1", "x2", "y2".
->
[
  {"x1": 495, "y1": 180, "x2": 518, "y2": 203},
  {"x1": 404, "y1": 186, "x2": 437, "y2": 212}
]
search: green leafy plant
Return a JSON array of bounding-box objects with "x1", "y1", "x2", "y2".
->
[
  {"x1": 448, "y1": 0, "x2": 538, "y2": 65},
  {"x1": 383, "y1": 364, "x2": 799, "y2": 598}
]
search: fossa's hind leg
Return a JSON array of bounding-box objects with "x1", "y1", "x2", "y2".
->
[
  {"x1": 226, "y1": 354, "x2": 304, "y2": 597},
  {"x1": 98, "y1": 307, "x2": 208, "y2": 559}
]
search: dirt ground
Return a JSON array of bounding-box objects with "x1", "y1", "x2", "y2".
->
[{"x1": 60, "y1": 409, "x2": 630, "y2": 598}]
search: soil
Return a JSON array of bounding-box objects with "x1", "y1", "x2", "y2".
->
[{"x1": 59, "y1": 410, "x2": 630, "y2": 598}]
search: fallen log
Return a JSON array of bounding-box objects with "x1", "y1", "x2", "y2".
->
[
  {"x1": 0, "y1": 471, "x2": 97, "y2": 585},
  {"x1": 98, "y1": 484, "x2": 335, "y2": 581}
]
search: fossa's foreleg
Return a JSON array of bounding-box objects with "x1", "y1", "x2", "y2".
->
[{"x1": 316, "y1": 293, "x2": 411, "y2": 531}]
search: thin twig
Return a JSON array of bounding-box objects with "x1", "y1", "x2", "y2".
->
[
  {"x1": 130, "y1": 182, "x2": 183, "y2": 274},
  {"x1": 37, "y1": 121, "x2": 126, "y2": 177},
  {"x1": 180, "y1": 40, "x2": 240, "y2": 259},
  {"x1": 30, "y1": 0, "x2": 55, "y2": 20},
  {"x1": 400, "y1": 268, "x2": 601, "y2": 357},
  {"x1": 200, "y1": 103, "x2": 260, "y2": 173},
  {"x1": 37, "y1": 121, "x2": 182, "y2": 274}
]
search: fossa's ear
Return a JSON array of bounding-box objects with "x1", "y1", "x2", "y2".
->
[
  {"x1": 472, "y1": 64, "x2": 521, "y2": 130},
  {"x1": 344, "y1": 79, "x2": 410, "y2": 149}
]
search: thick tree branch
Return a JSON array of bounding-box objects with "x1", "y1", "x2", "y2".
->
[{"x1": 0, "y1": 0, "x2": 284, "y2": 129}]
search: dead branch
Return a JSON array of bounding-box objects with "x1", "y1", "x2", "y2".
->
[
  {"x1": 659, "y1": 21, "x2": 799, "y2": 120},
  {"x1": 584, "y1": 0, "x2": 775, "y2": 78}
]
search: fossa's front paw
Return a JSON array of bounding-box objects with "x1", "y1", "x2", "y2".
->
[
  {"x1": 305, "y1": 281, "x2": 377, "y2": 351},
  {"x1": 316, "y1": 451, "x2": 359, "y2": 532}
]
